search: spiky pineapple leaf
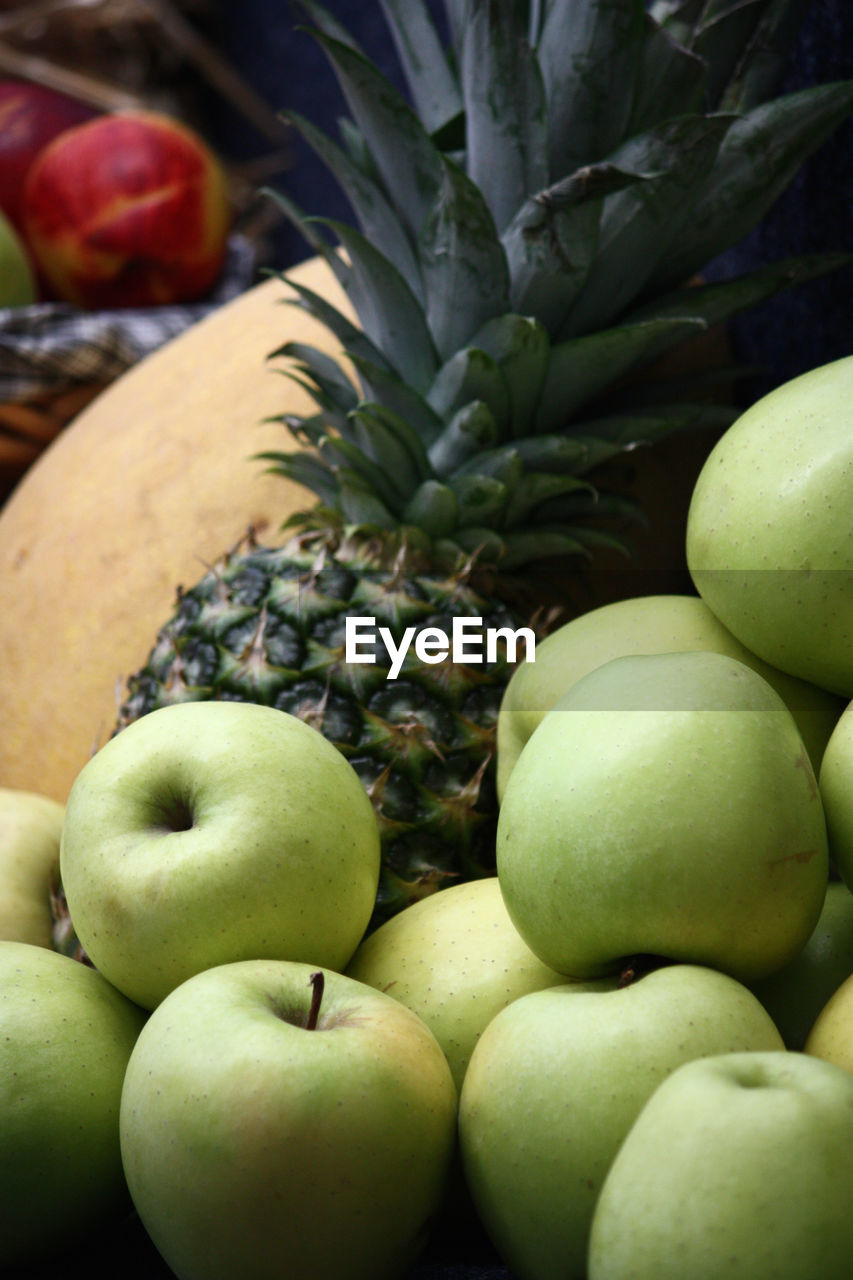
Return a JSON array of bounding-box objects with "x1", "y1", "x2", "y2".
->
[
  {"x1": 500, "y1": 529, "x2": 597, "y2": 566},
  {"x1": 721, "y1": 0, "x2": 813, "y2": 109},
  {"x1": 629, "y1": 251, "x2": 853, "y2": 330},
  {"x1": 426, "y1": 347, "x2": 511, "y2": 435},
  {"x1": 295, "y1": 0, "x2": 364, "y2": 51},
  {"x1": 377, "y1": 0, "x2": 462, "y2": 136},
  {"x1": 348, "y1": 357, "x2": 446, "y2": 449},
  {"x1": 418, "y1": 154, "x2": 512, "y2": 362},
  {"x1": 628, "y1": 12, "x2": 707, "y2": 133},
  {"x1": 511, "y1": 434, "x2": 601, "y2": 474},
  {"x1": 314, "y1": 219, "x2": 438, "y2": 394},
  {"x1": 428, "y1": 401, "x2": 502, "y2": 475},
  {"x1": 275, "y1": 275, "x2": 393, "y2": 377},
  {"x1": 337, "y1": 473, "x2": 398, "y2": 528},
  {"x1": 575, "y1": 403, "x2": 739, "y2": 450},
  {"x1": 560, "y1": 112, "x2": 735, "y2": 335},
  {"x1": 401, "y1": 479, "x2": 459, "y2": 538},
  {"x1": 502, "y1": 472, "x2": 597, "y2": 527},
  {"x1": 466, "y1": 314, "x2": 550, "y2": 438},
  {"x1": 450, "y1": 473, "x2": 513, "y2": 527},
  {"x1": 255, "y1": 449, "x2": 339, "y2": 508},
  {"x1": 274, "y1": 341, "x2": 359, "y2": 416},
  {"x1": 691, "y1": 0, "x2": 769, "y2": 108},
  {"x1": 454, "y1": 444, "x2": 525, "y2": 487},
  {"x1": 308, "y1": 28, "x2": 442, "y2": 239},
  {"x1": 538, "y1": 0, "x2": 646, "y2": 179},
  {"x1": 263, "y1": 188, "x2": 350, "y2": 290},
  {"x1": 447, "y1": 526, "x2": 507, "y2": 562},
  {"x1": 648, "y1": 81, "x2": 853, "y2": 291},
  {"x1": 350, "y1": 403, "x2": 434, "y2": 490},
  {"x1": 319, "y1": 434, "x2": 407, "y2": 516},
  {"x1": 502, "y1": 163, "x2": 648, "y2": 335},
  {"x1": 537, "y1": 316, "x2": 707, "y2": 431},
  {"x1": 285, "y1": 111, "x2": 424, "y2": 303},
  {"x1": 460, "y1": 0, "x2": 548, "y2": 233},
  {"x1": 278, "y1": 371, "x2": 353, "y2": 439}
]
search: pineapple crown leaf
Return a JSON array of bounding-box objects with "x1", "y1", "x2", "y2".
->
[
  {"x1": 303, "y1": 24, "x2": 443, "y2": 240},
  {"x1": 271, "y1": 270, "x2": 394, "y2": 373},
  {"x1": 263, "y1": 0, "x2": 852, "y2": 574},
  {"x1": 719, "y1": 0, "x2": 814, "y2": 111},
  {"x1": 284, "y1": 109, "x2": 425, "y2": 301},
  {"x1": 312, "y1": 217, "x2": 439, "y2": 394},
  {"x1": 502, "y1": 162, "x2": 654, "y2": 331},
  {"x1": 419, "y1": 153, "x2": 512, "y2": 362},
  {"x1": 536, "y1": 0, "x2": 647, "y2": 179},
  {"x1": 376, "y1": 0, "x2": 462, "y2": 136},
  {"x1": 645, "y1": 80, "x2": 853, "y2": 290},
  {"x1": 627, "y1": 251, "x2": 853, "y2": 330},
  {"x1": 555, "y1": 111, "x2": 739, "y2": 338},
  {"x1": 628, "y1": 13, "x2": 708, "y2": 133},
  {"x1": 459, "y1": 0, "x2": 549, "y2": 234}
]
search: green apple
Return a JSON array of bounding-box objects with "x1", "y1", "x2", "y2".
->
[
  {"x1": 0, "y1": 207, "x2": 37, "y2": 307},
  {"x1": 458, "y1": 963, "x2": 783, "y2": 1280},
  {"x1": 0, "y1": 786, "x2": 64, "y2": 948},
  {"x1": 749, "y1": 880, "x2": 853, "y2": 1049},
  {"x1": 819, "y1": 697, "x2": 853, "y2": 885},
  {"x1": 0, "y1": 939, "x2": 146, "y2": 1267},
  {"x1": 686, "y1": 354, "x2": 853, "y2": 698},
  {"x1": 60, "y1": 701, "x2": 381, "y2": 1009},
  {"x1": 497, "y1": 649, "x2": 828, "y2": 983},
  {"x1": 804, "y1": 967, "x2": 853, "y2": 1072},
  {"x1": 497, "y1": 593, "x2": 843, "y2": 798},
  {"x1": 120, "y1": 959, "x2": 457, "y2": 1280},
  {"x1": 346, "y1": 877, "x2": 567, "y2": 1090},
  {"x1": 588, "y1": 1050, "x2": 853, "y2": 1280}
]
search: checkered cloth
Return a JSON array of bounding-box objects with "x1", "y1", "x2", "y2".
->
[{"x1": 0, "y1": 234, "x2": 256, "y2": 403}]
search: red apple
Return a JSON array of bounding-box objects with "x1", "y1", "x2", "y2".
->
[
  {"x1": 0, "y1": 79, "x2": 97, "y2": 234},
  {"x1": 20, "y1": 111, "x2": 232, "y2": 310}
]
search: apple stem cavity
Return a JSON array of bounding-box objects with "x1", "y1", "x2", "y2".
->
[
  {"x1": 617, "y1": 955, "x2": 670, "y2": 988},
  {"x1": 305, "y1": 971, "x2": 325, "y2": 1031}
]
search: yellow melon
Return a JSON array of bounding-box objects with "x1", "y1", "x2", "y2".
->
[{"x1": 0, "y1": 255, "x2": 348, "y2": 803}]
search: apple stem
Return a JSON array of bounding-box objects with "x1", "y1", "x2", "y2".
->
[
  {"x1": 618, "y1": 955, "x2": 669, "y2": 988},
  {"x1": 305, "y1": 971, "x2": 325, "y2": 1030}
]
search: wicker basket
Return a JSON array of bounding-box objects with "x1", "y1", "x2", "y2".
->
[{"x1": 0, "y1": 383, "x2": 108, "y2": 503}]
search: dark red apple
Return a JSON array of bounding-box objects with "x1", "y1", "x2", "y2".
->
[
  {"x1": 21, "y1": 111, "x2": 233, "y2": 310},
  {"x1": 0, "y1": 79, "x2": 97, "y2": 232}
]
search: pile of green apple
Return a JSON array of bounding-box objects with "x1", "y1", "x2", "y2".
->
[{"x1": 0, "y1": 354, "x2": 852, "y2": 1280}]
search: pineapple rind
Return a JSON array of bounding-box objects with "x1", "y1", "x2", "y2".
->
[{"x1": 119, "y1": 530, "x2": 522, "y2": 926}]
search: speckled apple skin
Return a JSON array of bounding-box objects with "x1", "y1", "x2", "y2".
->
[{"x1": 686, "y1": 355, "x2": 853, "y2": 699}]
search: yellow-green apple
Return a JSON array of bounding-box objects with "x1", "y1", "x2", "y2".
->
[
  {"x1": 819, "y1": 698, "x2": 853, "y2": 884},
  {"x1": 120, "y1": 960, "x2": 457, "y2": 1280},
  {"x1": 588, "y1": 1051, "x2": 853, "y2": 1280},
  {"x1": 0, "y1": 939, "x2": 146, "y2": 1267},
  {"x1": 497, "y1": 650, "x2": 828, "y2": 983},
  {"x1": 346, "y1": 877, "x2": 567, "y2": 1090},
  {"x1": 458, "y1": 963, "x2": 783, "y2": 1280},
  {"x1": 59, "y1": 701, "x2": 381, "y2": 1009},
  {"x1": 749, "y1": 880, "x2": 853, "y2": 1049},
  {"x1": 0, "y1": 77, "x2": 96, "y2": 233},
  {"x1": 686, "y1": 355, "x2": 853, "y2": 698},
  {"x1": 497, "y1": 593, "x2": 844, "y2": 798},
  {"x1": 805, "y1": 967, "x2": 853, "y2": 1072},
  {"x1": 0, "y1": 207, "x2": 36, "y2": 306},
  {"x1": 21, "y1": 109, "x2": 231, "y2": 309},
  {"x1": 0, "y1": 786, "x2": 63, "y2": 948}
]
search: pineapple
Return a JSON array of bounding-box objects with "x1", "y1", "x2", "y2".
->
[{"x1": 117, "y1": 0, "x2": 853, "y2": 926}]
